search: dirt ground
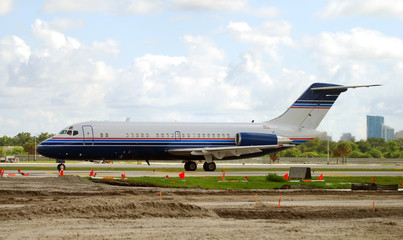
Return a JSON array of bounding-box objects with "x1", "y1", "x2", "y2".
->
[{"x1": 1, "y1": 176, "x2": 402, "y2": 239}]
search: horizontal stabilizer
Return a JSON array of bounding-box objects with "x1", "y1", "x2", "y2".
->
[{"x1": 311, "y1": 84, "x2": 381, "y2": 91}]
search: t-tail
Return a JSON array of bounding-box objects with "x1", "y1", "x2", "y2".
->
[{"x1": 268, "y1": 83, "x2": 380, "y2": 130}]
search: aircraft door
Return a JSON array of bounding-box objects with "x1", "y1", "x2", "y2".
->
[
  {"x1": 175, "y1": 131, "x2": 181, "y2": 141},
  {"x1": 82, "y1": 125, "x2": 94, "y2": 145}
]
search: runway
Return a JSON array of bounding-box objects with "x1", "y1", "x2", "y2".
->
[{"x1": 1, "y1": 162, "x2": 403, "y2": 177}]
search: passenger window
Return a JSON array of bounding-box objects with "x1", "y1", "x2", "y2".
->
[
  {"x1": 182, "y1": 133, "x2": 185, "y2": 138},
  {"x1": 161, "y1": 133, "x2": 164, "y2": 138},
  {"x1": 100, "y1": 133, "x2": 104, "y2": 137},
  {"x1": 207, "y1": 134, "x2": 210, "y2": 138},
  {"x1": 141, "y1": 133, "x2": 144, "y2": 138},
  {"x1": 131, "y1": 133, "x2": 134, "y2": 137},
  {"x1": 126, "y1": 133, "x2": 129, "y2": 137},
  {"x1": 105, "y1": 133, "x2": 109, "y2": 137},
  {"x1": 202, "y1": 133, "x2": 205, "y2": 138},
  {"x1": 146, "y1": 133, "x2": 149, "y2": 138},
  {"x1": 217, "y1": 134, "x2": 220, "y2": 138},
  {"x1": 171, "y1": 133, "x2": 174, "y2": 138},
  {"x1": 212, "y1": 134, "x2": 215, "y2": 138},
  {"x1": 227, "y1": 134, "x2": 230, "y2": 138},
  {"x1": 156, "y1": 133, "x2": 159, "y2": 138},
  {"x1": 187, "y1": 133, "x2": 190, "y2": 138},
  {"x1": 166, "y1": 133, "x2": 169, "y2": 138},
  {"x1": 136, "y1": 133, "x2": 139, "y2": 138}
]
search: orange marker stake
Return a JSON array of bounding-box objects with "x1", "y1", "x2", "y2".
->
[
  {"x1": 278, "y1": 196, "x2": 282, "y2": 209},
  {"x1": 372, "y1": 202, "x2": 375, "y2": 212},
  {"x1": 160, "y1": 191, "x2": 162, "y2": 200},
  {"x1": 254, "y1": 194, "x2": 258, "y2": 206}
]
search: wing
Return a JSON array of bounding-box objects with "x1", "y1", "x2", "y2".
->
[{"x1": 167, "y1": 144, "x2": 295, "y2": 161}]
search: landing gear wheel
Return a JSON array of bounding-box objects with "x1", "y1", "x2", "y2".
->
[
  {"x1": 203, "y1": 162, "x2": 216, "y2": 171},
  {"x1": 57, "y1": 163, "x2": 66, "y2": 171},
  {"x1": 184, "y1": 161, "x2": 197, "y2": 171}
]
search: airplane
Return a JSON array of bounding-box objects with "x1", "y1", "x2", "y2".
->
[{"x1": 36, "y1": 82, "x2": 379, "y2": 171}]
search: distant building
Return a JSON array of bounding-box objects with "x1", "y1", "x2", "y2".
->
[
  {"x1": 396, "y1": 130, "x2": 403, "y2": 139},
  {"x1": 382, "y1": 125, "x2": 395, "y2": 142},
  {"x1": 367, "y1": 115, "x2": 384, "y2": 139},
  {"x1": 340, "y1": 133, "x2": 353, "y2": 142},
  {"x1": 367, "y1": 115, "x2": 395, "y2": 141},
  {"x1": 319, "y1": 132, "x2": 332, "y2": 141}
]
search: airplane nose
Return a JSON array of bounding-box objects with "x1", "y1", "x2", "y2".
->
[{"x1": 36, "y1": 144, "x2": 45, "y2": 155}]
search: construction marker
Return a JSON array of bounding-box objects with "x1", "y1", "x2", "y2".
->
[
  {"x1": 278, "y1": 196, "x2": 282, "y2": 208},
  {"x1": 372, "y1": 202, "x2": 375, "y2": 212},
  {"x1": 254, "y1": 194, "x2": 258, "y2": 206},
  {"x1": 60, "y1": 169, "x2": 64, "y2": 176},
  {"x1": 159, "y1": 191, "x2": 162, "y2": 200},
  {"x1": 318, "y1": 173, "x2": 323, "y2": 181},
  {"x1": 89, "y1": 169, "x2": 94, "y2": 177}
]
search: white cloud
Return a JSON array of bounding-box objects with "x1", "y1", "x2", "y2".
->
[
  {"x1": 32, "y1": 19, "x2": 81, "y2": 50},
  {"x1": 312, "y1": 28, "x2": 403, "y2": 60},
  {"x1": 0, "y1": 0, "x2": 15, "y2": 15},
  {"x1": 42, "y1": 0, "x2": 277, "y2": 17},
  {"x1": 224, "y1": 21, "x2": 293, "y2": 60},
  {"x1": 0, "y1": 20, "x2": 122, "y2": 135},
  {"x1": 171, "y1": 0, "x2": 247, "y2": 12},
  {"x1": 48, "y1": 18, "x2": 84, "y2": 31},
  {"x1": 320, "y1": 0, "x2": 403, "y2": 18}
]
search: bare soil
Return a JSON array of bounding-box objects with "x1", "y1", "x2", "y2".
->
[{"x1": 1, "y1": 176, "x2": 402, "y2": 239}]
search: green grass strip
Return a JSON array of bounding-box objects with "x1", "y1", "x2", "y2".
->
[{"x1": 91, "y1": 176, "x2": 403, "y2": 190}]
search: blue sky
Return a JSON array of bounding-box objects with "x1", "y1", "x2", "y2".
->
[{"x1": 0, "y1": 0, "x2": 402, "y2": 140}]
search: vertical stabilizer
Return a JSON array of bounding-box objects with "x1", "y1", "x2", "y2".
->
[{"x1": 268, "y1": 83, "x2": 347, "y2": 129}]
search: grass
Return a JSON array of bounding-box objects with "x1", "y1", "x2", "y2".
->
[{"x1": 92, "y1": 175, "x2": 403, "y2": 190}]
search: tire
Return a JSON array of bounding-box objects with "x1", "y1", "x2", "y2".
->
[
  {"x1": 184, "y1": 161, "x2": 190, "y2": 171},
  {"x1": 187, "y1": 161, "x2": 197, "y2": 171},
  {"x1": 203, "y1": 162, "x2": 216, "y2": 171},
  {"x1": 57, "y1": 163, "x2": 65, "y2": 171}
]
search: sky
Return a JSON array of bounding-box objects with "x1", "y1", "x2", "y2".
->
[{"x1": 0, "y1": 0, "x2": 402, "y2": 141}]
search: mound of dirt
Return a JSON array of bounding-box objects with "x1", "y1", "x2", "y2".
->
[{"x1": 0, "y1": 197, "x2": 217, "y2": 221}]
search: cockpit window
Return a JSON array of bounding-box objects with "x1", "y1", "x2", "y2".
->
[
  {"x1": 59, "y1": 130, "x2": 68, "y2": 134},
  {"x1": 67, "y1": 130, "x2": 72, "y2": 135},
  {"x1": 73, "y1": 130, "x2": 79, "y2": 136}
]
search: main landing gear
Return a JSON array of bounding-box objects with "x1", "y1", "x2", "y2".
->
[
  {"x1": 184, "y1": 161, "x2": 197, "y2": 171},
  {"x1": 183, "y1": 161, "x2": 216, "y2": 171},
  {"x1": 203, "y1": 162, "x2": 216, "y2": 171}
]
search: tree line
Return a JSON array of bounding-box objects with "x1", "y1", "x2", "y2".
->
[
  {"x1": 280, "y1": 137, "x2": 403, "y2": 162},
  {"x1": 0, "y1": 132, "x2": 55, "y2": 157}
]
